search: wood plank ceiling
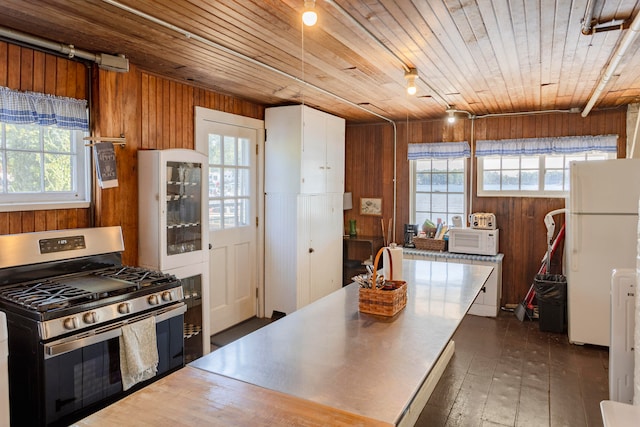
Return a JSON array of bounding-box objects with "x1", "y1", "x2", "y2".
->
[{"x1": 0, "y1": 0, "x2": 639, "y2": 123}]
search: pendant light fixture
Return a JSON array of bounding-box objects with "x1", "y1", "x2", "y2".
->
[
  {"x1": 404, "y1": 68, "x2": 418, "y2": 95},
  {"x1": 446, "y1": 109, "x2": 456, "y2": 123},
  {"x1": 302, "y1": 0, "x2": 318, "y2": 26}
]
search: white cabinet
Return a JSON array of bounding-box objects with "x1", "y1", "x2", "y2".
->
[
  {"x1": 138, "y1": 149, "x2": 210, "y2": 360},
  {"x1": 265, "y1": 105, "x2": 345, "y2": 195},
  {"x1": 264, "y1": 105, "x2": 345, "y2": 316},
  {"x1": 403, "y1": 249, "x2": 503, "y2": 317}
]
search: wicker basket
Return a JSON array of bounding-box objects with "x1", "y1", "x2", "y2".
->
[
  {"x1": 413, "y1": 236, "x2": 446, "y2": 251},
  {"x1": 359, "y1": 247, "x2": 407, "y2": 317}
]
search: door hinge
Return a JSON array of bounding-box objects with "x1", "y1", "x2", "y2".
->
[
  {"x1": 256, "y1": 288, "x2": 259, "y2": 298},
  {"x1": 256, "y1": 216, "x2": 259, "y2": 227},
  {"x1": 256, "y1": 143, "x2": 259, "y2": 155}
]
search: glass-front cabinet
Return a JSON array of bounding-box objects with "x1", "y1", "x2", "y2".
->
[
  {"x1": 138, "y1": 149, "x2": 211, "y2": 360},
  {"x1": 166, "y1": 161, "x2": 202, "y2": 256}
]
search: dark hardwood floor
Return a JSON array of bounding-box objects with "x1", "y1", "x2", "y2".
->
[
  {"x1": 210, "y1": 311, "x2": 609, "y2": 427},
  {"x1": 417, "y1": 312, "x2": 608, "y2": 427}
]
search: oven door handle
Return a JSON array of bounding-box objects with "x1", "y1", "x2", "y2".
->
[{"x1": 44, "y1": 303, "x2": 186, "y2": 359}]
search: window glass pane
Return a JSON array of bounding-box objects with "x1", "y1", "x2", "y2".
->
[
  {"x1": 544, "y1": 170, "x2": 564, "y2": 191},
  {"x1": 44, "y1": 127, "x2": 71, "y2": 152},
  {"x1": 565, "y1": 155, "x2": 584, "y2": 166},
  {"x1": 416, "y1": 173, "x2": 431, "y2": 191},
  {"x1": 223, "y1": 199, "x2": 236, "y2": 228},
  {"x1": 432, "y1": 173, "x2": 447, "y2": 192},
  {"x1": 208, "y1": 134, "x2": 221, "y2": 164},
  {"x1": 545, "y1": 155, "x2": 563, "y2": 169},
  {"x1": 521, "y1": 170, "x2": 539, "y2": 190},
  {"x1": 502, "y1": 157, "x2": 519, "y2": 169},
  {"x1": 415, "y1": 193, "x2": 430, "y2": 211},
  {"x1": 209, "y1": 167, "x2": 221, "y2": 197},
  {"x1": 0, "y1": 152, "x2": 3, "y2": 191},
  {"x1": 223, "y1": 136, "x2": 236, "y2": 165},
  {"x1": 6, "y1": 124, "x2": 40, "y2": 150},
  {"x1": 238, "y1": 198, "x2": 250, "y2": 226},
  {"x1": 416, "y1": 159, "x2": 431, "y2": 172},
  {"x1": 432, "y1": 159, "x2": 447, "y2": 172},
  {"x1": 431, "y1": 193, "x2": 447, "y2": 214},
  {"x1": 209, "y1": 199, "x2": 222, "y2": 230},
  {"x1": 238, "y1": 138, "x2": 250, "y2": 166},
  {"x1": 224, "y1": 169, "x2": 236, "y2": 196},
  {"x1": 501, "y1": 170, "x2": 519, "y2": 190},
  {"x1": 44, "y1": 153, "x2": 72, "y2": 192},
  {"x1": 483, "y1": 157, "x2": 501, "y2": 169},
  {"x1": 521, "y1": 156, "x2": 538, "y2": 168},
  {"x1": 448, "y1": 193, "x2": 464, "y2": 212},
  {"x1": 483, "y1": 170, "x2": 500, "y2": 190},
  {"x1": 449, "y1": 158, "x2": 464, "y2": 171},
  {"x1": 238, "y1": 169, "x2": 249, "y2": 197},
  {"x1": 449, "y1": 172, "x2": 464, "y2": 192},
  {"x1": 7, "y1": 151, "x2": 41, "y2": 192}
]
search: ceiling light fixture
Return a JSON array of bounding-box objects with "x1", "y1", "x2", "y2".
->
[
  {"x1": 404, "y1": 68, "x2": 418, "y2": 95},
  {"x1": 302, "y1": 0, "x2": 318, "y2": 26},
  {"x1": 446, "y1": 109, "x2": 456, "y2": 123}
]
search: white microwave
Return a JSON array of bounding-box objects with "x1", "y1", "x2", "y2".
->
[{"x1": 448, "y1": 228, "x2": 499, "y2": 256}]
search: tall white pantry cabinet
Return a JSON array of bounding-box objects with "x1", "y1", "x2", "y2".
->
[{"x1": 264, "y1": 105, "x2": 345, "y2": 316}]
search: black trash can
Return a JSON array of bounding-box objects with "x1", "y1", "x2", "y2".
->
[{"x1": 533, "y1": 274, "x2": 567, "y2": 333}]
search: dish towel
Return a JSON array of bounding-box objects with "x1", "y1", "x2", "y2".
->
[{"x1": 119, "y1": 316, "x2": 159, "y2": 391}]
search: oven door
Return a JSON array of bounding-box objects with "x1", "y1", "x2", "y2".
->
[{"x1": 41, "y1": 303, "x2": 185, "y2": 426}]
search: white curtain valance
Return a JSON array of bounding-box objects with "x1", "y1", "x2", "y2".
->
[
  {"x1": 475, "y1": 135, "x2": 617, "y2": 157},
  {"x1": 0, "y1": 86, "x2": 88, "y2": 131},
  {"x1": 408, "y1": 141, "x2": 471, "y2": 160}
]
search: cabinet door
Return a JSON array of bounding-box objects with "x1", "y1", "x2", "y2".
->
[
  {"x1": 301, "y1": 107, "x2": 327, "y2": 194},
  {"x1": 325, "y1": 114, "x2": 345, "y2": 193}
]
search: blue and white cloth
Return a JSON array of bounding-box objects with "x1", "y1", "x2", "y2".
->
[{"x1": 0, "y1": 86, "x2": 88, "y2": 131}]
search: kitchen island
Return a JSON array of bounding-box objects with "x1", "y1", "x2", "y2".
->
[{"x1": 76, "y1": 259, "x2": 492, "y2": 426}]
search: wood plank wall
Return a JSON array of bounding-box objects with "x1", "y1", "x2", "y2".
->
[
  {"x1": 90, "y1": 66, "x2": 264, "y2": 265},
  {"x1": 0, "y1": 42, "x2": 92, "y2": 236},
  {"x1": 344, "y1": 108, "x2": 627, "y2": 306},
  {"x1": 0, "y1": 41, "x2": 264, "y2": 266}
]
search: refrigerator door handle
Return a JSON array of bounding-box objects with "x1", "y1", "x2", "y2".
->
[
  {"x1": 570, "y1": 164, "x2": 579, "y2": 213},
  {"x1": 570, "y1": 215, "x2": 580, "y2": 272}
]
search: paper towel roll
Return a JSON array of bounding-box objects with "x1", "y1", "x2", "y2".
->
[{"x1": 383, "y1": 245, "x2": 403, "y2": 281}]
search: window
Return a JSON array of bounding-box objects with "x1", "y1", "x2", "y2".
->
[
  {"x1": 207, "y1": 133, "x2": 250, "y2": 230},
  {"x1": 476, "y1": 135, "x2": 617, "y2": 197},
  {"x1": 408, "y1": 142, "x2": 470, "y2": 226},
  {"x1": 0, "y1": 87, "x2": 89, "y2": 211},
  {"x1": 412, "y1": 158, "x2": 466, "y2": 226}
]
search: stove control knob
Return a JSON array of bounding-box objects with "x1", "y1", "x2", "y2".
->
[
  {"x1": 63, "y1": 317, "x2": 79, "y2": 330},
  {"x1": 161, "y1": 291, "x2": 173, "y2": 302},
  {"x1": 83, "y1": 312, "x2": 98, "y2": 324},
  {"x1": 148, "y1": 294, "x2": 159, "y2": 305},
  {"x1": 117, "y1": 303, "x2": 131, "y2": 315}
]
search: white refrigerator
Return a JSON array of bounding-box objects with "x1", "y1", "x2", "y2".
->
[{"x1": 566, "y1": 159, "x2": 640, "y2": 346}]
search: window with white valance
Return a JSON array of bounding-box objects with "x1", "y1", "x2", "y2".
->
[
  {"x1": 0, "y1": 86, "x2": 90, "y2": 211},
  {"x1": 475, "y1": 135, "x2": 617, "y2": 157},
  {"x1": 408, "y1": 141, "x2": 471, "y2": 160},
  {"x1": 476, "y1": 135, "x2": 617, "y2": 197},
  {"x1": 408, "y1": 141, "x2": 470, "y2": 226}
]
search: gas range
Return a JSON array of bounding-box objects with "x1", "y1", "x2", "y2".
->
[
  {"x1": 0, "y1": 227, "x2": 183, "y2": 341},
  {"x1": 0, "y1": 226, "x2": 186, "y2": 426}
]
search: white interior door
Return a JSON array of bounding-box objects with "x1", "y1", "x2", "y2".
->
[{"x1": 195, "y1": 107, "x2": 264, "y2": 335}]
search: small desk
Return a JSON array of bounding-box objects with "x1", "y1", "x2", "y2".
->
[{"x1": 343, "y1": 235, "x2": 384, "y2": 285}]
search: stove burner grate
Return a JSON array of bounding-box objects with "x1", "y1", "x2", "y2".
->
[{"x1": 0, "y1": 280, "x2": 94, "y2": 311}]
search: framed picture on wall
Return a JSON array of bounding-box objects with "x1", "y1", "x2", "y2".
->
[{"x1": 360, "y1": 197, "x2": 382, "y2": 216}]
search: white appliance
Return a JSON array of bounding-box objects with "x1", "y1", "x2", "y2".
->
[
  {"x1": 566, "y1": 159, "x2": 640, "y2": 346},
  {"x1": 1, "y1": 311, "x2": 9, "y2": 427},
  {"x1": 448, "y1": 228, "x2": 499, "y2": 256},
  {"x1": 609, "y1": 268, "x2": 635, "y2": 403},
  {"x1": 469, "y1": 212, "x2": 497, "y2": 230}
]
